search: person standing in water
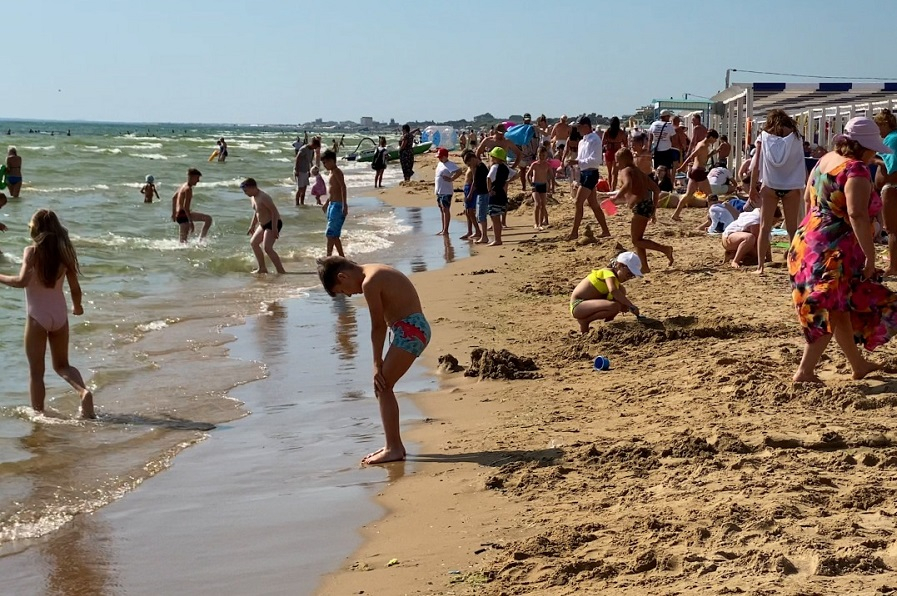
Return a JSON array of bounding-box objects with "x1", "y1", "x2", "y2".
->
[
  {"x1": 241, "y1": 178, "x2": 286, "y2": 274},
  {"x1": 6, "y1": 147, "x2": 23, "y2": 197},
  {"x1": 171, "y1": 168, "x2": 213, "y2": 243},
  {"x1": 0, "y1": 209, "x2": 95, "y2": 418},
  {"x1": 317, "y1": 256, "x2": 431, "y2": 465}
]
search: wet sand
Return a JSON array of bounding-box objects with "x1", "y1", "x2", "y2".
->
[{"x1": 0, "y1": 198, "x2": 471, "y2": 595}]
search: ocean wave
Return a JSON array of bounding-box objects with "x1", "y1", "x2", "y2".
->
[
  {"x1": 119, "y1": 142, "x2": 163, "y2": 150},
  {"x1": 128, "y1": 153, "x2": 168, "y2": 160},
  {"x1": 233, "y1": 142, "x2": 267, "y2": 150},
  {"x1": 71, "y1": 233, "x2": 192, "y2": 251},
  {"x1": 20, "y1": 145, "x2": 55, "y2": 151},
  {"x1": 29, "y1": 185, "x2": 108, "y2": 194},
  {"x1": 82, "y1": 147, "x2": 122, "y2": 154},
  {"x1": 269, "y1": 158, "x2": 293, "y2": 163},
  {"x1": 258, "y1": 149, "x2": 283, "y2": 154}
]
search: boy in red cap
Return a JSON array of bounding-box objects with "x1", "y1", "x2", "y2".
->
[{"x1": 434, "y1": 147, "x2": 462, "y2": 235}]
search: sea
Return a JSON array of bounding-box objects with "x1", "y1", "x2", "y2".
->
[{"x1": 0, "y1": 120, "x2": 466, "y2": 593}]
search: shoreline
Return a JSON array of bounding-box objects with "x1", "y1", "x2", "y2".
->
[{"x1": 0, "y1": 161, "x2": 479, "y2": 594}]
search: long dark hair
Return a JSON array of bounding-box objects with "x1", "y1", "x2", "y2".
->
[
  {"x1": 607, "y1": 116, "x2": 621, "y2": 139},
  {"x1": 29, "y1": 209, "x2": 79, "y2": 287}
]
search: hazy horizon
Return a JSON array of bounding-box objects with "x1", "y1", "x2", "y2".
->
[{"x1": 6, "y1": 0, "x2": 894, "y2": 125}]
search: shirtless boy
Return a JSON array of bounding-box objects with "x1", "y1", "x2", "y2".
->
[
  {"x1": 318, "y1": 256, "x2": 431, "y2": 465},
  {"x1": 672, "y1": 129, "x2": 720, "y2": 221},
  {"x1": 616, "y1": 148, "x2": 674, "y2": 273},
  {"x1": 551, "y1": 115, "x2": 572, "y2": 158},
  {"x1": 241, "y1": 178, "x2": 286, "y2": 274},
  {"x1": 527, "y1": 146, "x2": 553, "y2": 229},
  {"x1": 6, "y1": 147, "x2": 22, "y2": 198},
  {"x1": 140, "y1": 175, "x2": 160, "y2": 203},
  {"x1": 321, "y1": 149, "x2": 348, "y2": 257},
  {"x1": 171, "y1": 168, "x2": 213, "y2": 243}
]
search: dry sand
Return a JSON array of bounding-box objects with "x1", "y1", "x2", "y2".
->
[{"x1": 319, "y1": 152, "x2": 897, "y2": 595}]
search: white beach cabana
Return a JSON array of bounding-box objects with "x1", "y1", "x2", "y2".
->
[{"x1": 710, "y1": 82, "x2": 897, "y2": 174}]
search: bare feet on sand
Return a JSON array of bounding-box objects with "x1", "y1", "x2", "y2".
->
[
  {"x1": 566, "y1": 233, "x2": 579, "y2": 241},
  {"x1": 792, "y1": 373, "x2": 824, "y2": 384},
  {"x1": 362, "y1": 446, "x2": 406, "y2": 465},
  {"x1": 488, "y1": 240, "x2": 503, "y2": 246},
  {"x1": 460, "y1": 233, "x2": 471, "y2": 240},
  {"x1": 252, "y1": 268, "x2": 269, "y2": 274},
  {"x1": 852, "y1": 360, "x2": 883, "y2": 380},
  {"x1": 671, "y1": 215, "x2": 682, "y2": 222},
  {"x1": 664, "y1": 246, "x2": 675, "y2": 266}
]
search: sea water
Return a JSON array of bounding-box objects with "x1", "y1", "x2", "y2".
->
[{"x1": 0, "y1": 120, "x2": 433, "y2": 547}]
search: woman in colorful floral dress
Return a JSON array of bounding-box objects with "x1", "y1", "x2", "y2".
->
[{"x1": 789, "y1": 117, "x2": 897, "y2": 383}]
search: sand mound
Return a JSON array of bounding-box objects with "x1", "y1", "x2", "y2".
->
[{"x1": 465, "y1": 348, "x2": 540, "y2": 380}]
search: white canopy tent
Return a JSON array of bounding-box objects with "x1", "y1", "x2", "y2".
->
[{"x1": 710, "y1": 82, "x2": 897, "y2": 174}]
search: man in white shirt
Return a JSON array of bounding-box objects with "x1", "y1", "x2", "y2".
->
[
  {"x1": 649, "y1": 109, "x2": 677, "y2": 188},
  {"x1": 565, "y1": 117, "x2": 610, "y2": 240},
  {"x1": 434, "y1": 147, "x2": 462, "y2": 236}
]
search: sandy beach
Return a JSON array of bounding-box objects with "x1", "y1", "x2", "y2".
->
[{"x1": 319, "y1": 152, "x2": 897, "y2": 595}]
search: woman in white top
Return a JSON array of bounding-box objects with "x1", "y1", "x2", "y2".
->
[{"x1": 750, "y1": 110, "x2": 807, "y2": 273}]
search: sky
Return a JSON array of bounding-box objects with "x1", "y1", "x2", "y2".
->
[{"x1": 5, "y1": 0, "x2": 894, "y2": 125}]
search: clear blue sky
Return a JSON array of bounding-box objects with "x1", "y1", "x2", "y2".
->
[{"x1": 6, "y1": 0, "x2": 893, "y2": 125}]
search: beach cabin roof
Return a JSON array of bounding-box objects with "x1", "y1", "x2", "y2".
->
[{"x1": 710, "y1": 82, "x2": 897, "y2": 173}]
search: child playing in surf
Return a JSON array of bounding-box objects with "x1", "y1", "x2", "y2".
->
[
  {"x1": 0, "y1": 192, "x2": 7, "y2": 233},
  {"x1": 570, "y1": 251, "x2": 643, "y2": 334},
  {"x1": 241, "y1": 178, "x2": 286, "y2": 274},
  {"x1": 321, "y1": 150, "x2": 347, "y2": 256},
  {"x1": 310, "y1": 166, "x2": 326, "y2": 206},
  {"x1": 0, "y1": 209, "x2": 95, "y2": 418},
  {"x1": 171, "y1": 168, "x2": 213, "y2": 244},
  {"x1": 317, "y1": 256, "x2": 431, "y2": 465},
  {"x1": 527, "y1": 146, "x2": 553, "y2": 230},
  {"x1": 372, "y1": 137, "x2": 388, "y2": 189},
  {"x1": 140, "y1": 175, "x2": 160, "y2": 203}
]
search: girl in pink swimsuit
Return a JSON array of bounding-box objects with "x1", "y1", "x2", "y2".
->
[{"x1": 0, "y1": 209, "x2": 95, "y2": 418}]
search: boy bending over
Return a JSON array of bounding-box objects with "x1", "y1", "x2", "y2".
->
[{"x1": 318, "y1": 256, "x2": 431, "y2": 465}]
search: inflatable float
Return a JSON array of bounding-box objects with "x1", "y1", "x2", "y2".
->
[
  {"x1": 0, "y1": 164, "x2": 6, "y2": 190},
  {"x1": 208, "y1": 150, "x2": 220, "y2": 162}
]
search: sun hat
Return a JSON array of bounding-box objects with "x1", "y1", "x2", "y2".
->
[
  {"x1": 145, "y1": 175, "x2": 154, "y2": 183},
  {"x1": 615, "y1": 251, "x2": 643, "y2": 277},
  {"x1": 436, "y1": 147, "x2": 449, "y2": 159},
  {"x1": 489, "y1": 147, "x2": 507, "y2": 161},
  {"x1": 839, "y1": 117, "x2": 893, "y2": 154},
  {"x1": 660, "y1": 109, "x2": 675, "y2": 117}
]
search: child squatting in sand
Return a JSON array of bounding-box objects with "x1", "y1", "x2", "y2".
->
[
  {"x1": 318, "y1": 256, "x2": 431, "y2": 465},
  {"x1": 570, "y1": 252, "x2": 644, "y2": 334}
]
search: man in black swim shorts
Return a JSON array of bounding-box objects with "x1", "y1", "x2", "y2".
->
[{"x1": 566, "y1": 117, "x2": 610, "y2": 240}]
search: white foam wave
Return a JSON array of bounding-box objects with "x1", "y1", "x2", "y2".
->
[
  {"x1": 71, "y1": 233, "x2": 191, "y2": 251},
  {"x1": 269, "y1": 158, "x2": 292, "y2": 163},
  {"x1": 200, "y1": 179, "x2": 243, "y2": 188},
  {"x1": 259, "y1": 149, "x2": 283, "y2": 154},
  {"x1": 136, "y1": 319, "x2": 170, "y2": 332},
  {"x1": 119, "y1": 143, "x2": 163, "y2": 150},
  {"x1": 20, "y1": 145, "x2": 55, "y2": 151},
  {"x1": 129, "y1": 153, "x2": 168, "y2": 160},
  {"x1": 82, "y1": 147, "x2": 122, "y2": 154},
  {"x1": 233, "y1": 142, "x2": 267, "y2": 150}
]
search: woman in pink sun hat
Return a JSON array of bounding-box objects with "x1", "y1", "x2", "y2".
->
[{"x1": 789, "y1": 116, "x2": 897, "y2": 383}]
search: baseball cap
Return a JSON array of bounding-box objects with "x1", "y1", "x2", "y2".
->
[
  {"x1": 523, "y1": 113, "x2": 532, "y2": 121},
  {"x1": 660, "y1": 109, "x2": 675, "y2": 116},
  {"x1": 436, "y1": 147, "x2": 449, "y2": 159},
  {"x1": 615, "y1": 251, "x2": 643, "y2": 277},
  {"x1": 840, "y1": 117, "x2": 893, "y2": 154},
  {"x1": 489, "y1": 147, "x2": 507, "y2": 161}
]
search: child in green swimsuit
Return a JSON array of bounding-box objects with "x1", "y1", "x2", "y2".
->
[{"x1": 570, "y1": 251, "x2": 643, "y2": 334}]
